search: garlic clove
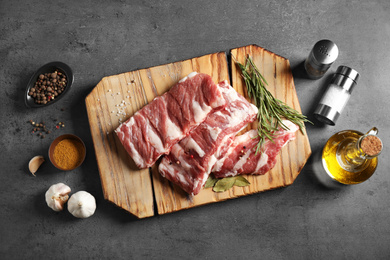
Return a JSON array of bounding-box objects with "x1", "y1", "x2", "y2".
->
[
  {"x1": 68, "y1": 191, "x2": 96, "y2": 218},
  {"x1": 45, "y1": 183, "x2": 71, "y2": 212},
  {"x1": 29, "y1": 155, "x2": 45, "y2": 176}
]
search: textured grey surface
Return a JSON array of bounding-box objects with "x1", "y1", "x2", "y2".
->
[{"x1": 1, "y1": 0, "x2": 390, "y2": 259}]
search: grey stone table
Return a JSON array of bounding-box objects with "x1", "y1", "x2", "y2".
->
[{"x1": 1, "y1": 0, "x2": 389, "y2": 259}]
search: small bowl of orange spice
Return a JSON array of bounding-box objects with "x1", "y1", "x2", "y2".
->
[{"x1": 49, "y1": 134, "x2": 86, "y2": 171}]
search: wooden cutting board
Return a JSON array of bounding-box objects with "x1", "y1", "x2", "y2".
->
[{"x1": 85, "y1": 45, "x2": 311, "y2": 218}]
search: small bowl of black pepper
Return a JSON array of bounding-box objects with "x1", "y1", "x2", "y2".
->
[{"x1": 25, "y1": 61, "x2": 74, "y2": 108}]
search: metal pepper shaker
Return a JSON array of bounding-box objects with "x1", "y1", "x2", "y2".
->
[
  {"x1": 304, "y1": 39, "x2": 339, "y2": 79},
  {"x1": 313, "y1": 66, "x2": 360, "y2": 125}
]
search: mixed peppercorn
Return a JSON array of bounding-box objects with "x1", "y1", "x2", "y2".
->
[
  {"x1": 28, "y1": 70, "x2": 67, "y2": 105},
  {"x1": 28, "y1": 119, "x2": 65, "y2": 139}
]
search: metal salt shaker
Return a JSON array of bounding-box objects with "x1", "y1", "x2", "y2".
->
[
  {"x1": 314, "y1": 66, "x2": 360, "y2": 125},
  {"x1": 304, "y1": 39, "x2": 339, "y2": 79}
]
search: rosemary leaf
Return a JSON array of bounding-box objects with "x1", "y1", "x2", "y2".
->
[{"x1": 236, "y1": 55, "x2": 312, "y2": 152}]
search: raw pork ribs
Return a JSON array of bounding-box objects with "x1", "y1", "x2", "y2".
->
[
  {"x1": 212, "y1": 120, "x2": 299, "y2": 178},
  {"x1": 116, "y1": 71, "x2": 299, "y2": 196},
  {"x1": 115, "y1": 72, "x2": 226, "y2": 169},
  {"x1": 158, "y1": 80, "x2": 258, "y2": 195}
]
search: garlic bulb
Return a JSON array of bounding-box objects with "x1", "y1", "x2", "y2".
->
[
  {"x1": 67, "y1": 191, "x2": 96, "y2": 218},
  {"x1": 45, "y1": 183, "x2": 71, "y2": 211}
]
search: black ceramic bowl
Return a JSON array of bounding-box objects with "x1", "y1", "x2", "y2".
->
[{"x1": 25, "y1": 61, "x2": 74, "y2": 108}]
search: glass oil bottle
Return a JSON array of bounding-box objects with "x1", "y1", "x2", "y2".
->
[{"x1": 320, "y1": 127, "x2": 383, "y2": 186}]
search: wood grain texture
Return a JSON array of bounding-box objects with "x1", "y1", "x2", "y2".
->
[
  {"x1": 153, "y1": 45, "x2": 312, "y2": 215},
  {"x1": 85, "y1": 71, "x2": 156, "y2": 218},
  {"x1": 85, "y1": 52, "x2": 229, "y2": 218},
  {"x1": 150, "y1": 52, "x2": 231, "y2": 215},
  {"x1": 230, "y1": 45, "x2": 311, "y2": 192},
  {"x1": 85, "y1": 46, "x2": 311, "y2": 218}
]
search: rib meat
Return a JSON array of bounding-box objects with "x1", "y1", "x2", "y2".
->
[
  {"x1": 115, "y1": 72, "x2": 226, "y2": 169},
  {"x1": 212, "y1": 120, "x2": 299, "y2": 178},
  {"x1": 158, "y1": 80, "x2": 258, "y2": 195}
]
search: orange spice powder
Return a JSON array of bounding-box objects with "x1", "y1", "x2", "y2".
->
[{"x1": 53, "y1": 138, "x2": 85, "y2": 170}]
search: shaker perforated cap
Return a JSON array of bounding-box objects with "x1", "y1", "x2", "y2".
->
[{"x1": 312, "y1": 39, "x2": 339, "y2": 66}]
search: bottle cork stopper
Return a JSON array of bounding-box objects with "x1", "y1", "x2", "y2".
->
[{"x1": 361, "y1": 135, "x2": 382, "y2": 156}]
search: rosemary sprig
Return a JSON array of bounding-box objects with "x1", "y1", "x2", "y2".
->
[{"x1": 235, "y1": 55, "x2": 312, "y2": 153}]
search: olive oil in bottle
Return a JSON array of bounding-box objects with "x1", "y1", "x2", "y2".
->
[{"x1": 321, "y1": 127, "x2": 382, "y2": 185}]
